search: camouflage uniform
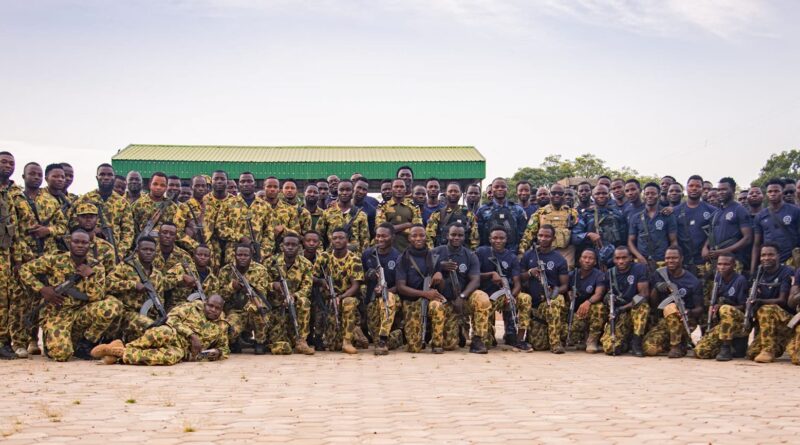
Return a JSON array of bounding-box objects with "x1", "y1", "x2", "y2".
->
[
  {"x1": 20, "y1": 188, "x2": 68, "y2": 257},
  {"x1": 19, "y1": 253, "x2": 122, "y2": 361},
  {"x1": 520, "y1": 248, "x2": 569, "y2": 351},
  {"x1": 272, "y1": 199, "x2": 312, "y2": 236},
  {"x1": 642, "y1": 269, "x2": 702, "y2": 356},
  {"x1": 519, "y1": 204, "x2": 579, "y2": 266},
  {"x1": 121, "y1": 300, "x2": 230, "y2": 365},
  {"x1": 131, "y1": 194, "x2": 179, "y2": 239},
  {"x1": 154, "y1": 246, "x2": 193, "y2": 311},
  {"x1": 743, "y1": 265, "x2": 793, "y2": 360},
  {"x1": 307, "y1": 206, "x2": 324, "y2": 233},
  {"x1": 218, "y1": 262, "x2": 271, "y2": 347},
  {"x1": 694, "y1": 272, "x2": 748, "y2": 359},
  {"x1": 173, "y1": 197, "x2": 206, "y2": 253},
  {"x1": 425, "y1": 206, "x2": 479, "y2": 250},
  {"x1": 70, "y1": 190, "x2": 134, "y2": 258},
  {"x1": 165, "y1": 261, "x2": 220, "y2": 306},
  {"x1": 2, "y1": 182, "x2": 35, "y2": 352},
  {"x1": 376, "y1": 198, "x2": 422, "y2": 252},
  {"x1": 263, "y1": 254, "x2": 314, "y2": 354},
  {"x1": 204, "y1": 193, "x2": 236, "y2": 268},
  {"x1": 316, "y1": 202, "x2": 370, "y2": 254},
  {"x1": 106, "y1": 260, "x2": 165, "y2": 341},
  {"x1": 312, "y1": 250, "x2": 363, "y2": 351}
]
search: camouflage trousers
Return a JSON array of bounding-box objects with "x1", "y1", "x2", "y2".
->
[
  {"x1": 484, "y1": 292, "x2": 532, "y2": 346},
  {"x1": 695, "y1": 305, "x2": 746, "y2": 359},
  {"x1": 323, "y1": 296, "x2": 358, "y2": 351},
  {"x1": 566, "y1": 301, "x2": 606, "y2": 347},
  {"x1": 403, "y1": 298, "x2": 434, "y2": 353},
  {"x1": 42, "y1": 298, "x2": 123, "y2": 362},
  {"x1": 600, "y1": 303, "x2": 649, "y2": 354},
  {"x1": 430, "y1": 291, "x2": 491, "y2": 350},
  {"x1": 109, "y1": 308, "x2": 156, "y2": 342},
  {"x1": 0, "y1": 254, "x2": 10, "y2": 346},
  {"x1": 366, "y1": 293, "x2": 403, "y2": 349},
  {"x1": 788, "y1": 326, "x2": 800, "y2": 365},
  {"x1": 527, "y1": 295, "x2": 566, "y2": 352},
  {"x1": 746, "y1": 304, "x2": 792, "y2": 360},
  {"x1": 10, "y1": 279, "x2": 33, "y2": 349},
  {"x1": 260, "y1": 296, "x2": 312, "y2": 354},
  {"x1": 642, "y1": 307, "x2": 690, "y2": 356},
  {"x1": 227, "y1": 308, "x2": 268, "y2": 344},
  {"x1": 122, "y1": 325, "x2": 185, "y2": 366}
]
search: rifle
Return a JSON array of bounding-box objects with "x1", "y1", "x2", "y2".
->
[
  {"x1": 231, "y1": 264, "x2": 272, "y2": 323},
  {"x1": 127, "y1": 258, "x2": 168, "y2": 328},
  {"x1": 342, "y1": 206, "x2": 363, "y2": 240},
  {"x1": 245, "y1": 214, "x2": 262, "y2": 262},
  {"x1": 322, "y1": 265, "x2": 340, "y2": 331},
  {"x1": 374, "y1": 250, "x2": 390, "y2": 319},
  {"x1": 137, "y1": 199, "x2": 171, "y2": 245},
  {"x1": 419, "y1": 253, "x2": 440, "y2": 349},
  {"x1": 488, "y1": 256, "x2": 518, "y2": 334},
  {"x1": 182, "y1": 259, "x2": 206, "y2": 303},
  {"x1": 187, "y1": 202, "x2": 205, "y2": 245},
  {"x1": 533, "y1": 244, "x2": 556, "y2": 307},
  {"x1": 743, "y1": 266, "x2": 763, "y2": 332},
  {"x1": 22, "y1": 194, "x2": 46, "y2": 255},
  {"x1": 93, "y1": 201, "x2": 119, "y2": 263},
  {"x1": 278, "y1": 267, "x2": 301, "y2": 339},
  {"x1": 705, "y1": 271, "x2": 721, "y2": 334},
  {"x1": 566, "y1": 269, "x2": 578, "y2": 346},
  {"x1": 656, "y1": 267, "x2": 695, "y2": 346},
  {"x1": 607, "y1": 272, "x2": 618, "y2": 356},
  {"x1": 24, "y1": 261, "x2": 98, "y2": 329}
]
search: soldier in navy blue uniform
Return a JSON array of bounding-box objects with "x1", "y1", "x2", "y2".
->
[
  {"x1": 628, "y1": 183, "x2": 678, "y2": 275},
  {"x1": 362, "y1": 223, "x2": 403, "y2": 355},
  {"x1": 702, "y1": 177, "x2": 752, "y2": 270},
  {"x1": 565, "y1": 249, "x2": 606, "y2": 349},
  {"x1": 674, "y1": 175, "x2": 717, "y2": 273},
  {"x1": 571, "y1": 184, "x2": 627, "y2": 269},
  {"x1": 746, "y1": 243, "x2": 795, "y2": 363},
  {"x1": 476, "y1": 178, "x2": 527, "y2": 253},
  {"x1": 751, "y1": 178, "x2": 800, "y2": 273},
  {"x1": 694, "y1": 253, "x2": 749, "y2": 360}
]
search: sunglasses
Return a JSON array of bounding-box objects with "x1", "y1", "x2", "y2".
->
[{"x1": 551, "y1": 191, "x2": 564, "y2": 196}]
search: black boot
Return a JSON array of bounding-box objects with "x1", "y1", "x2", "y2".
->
[
  {"x1": 732, "y1": 337, "x2": 748, "y2": 358},
  {"x1": 0, "y1": 344, "x2": 18, "y2": 360},
  {"x1": 630, "y1": 335, "x2": 644, "y2": 357},
  {"x1": 254, "y1": 342, "x2": 267, "y2": 355},
  {"x1": 469, "y1": 336, "x2": 488, "y2": 354},
  {"x1": 716, "y1": 341, "x2": 733, "y2": 361},
  {"x1": 230, "y1": 339, "x2": 242, "y2": 354},
  {"x1": 73, "y1": 339, "x2": 97, "y2": 360}
]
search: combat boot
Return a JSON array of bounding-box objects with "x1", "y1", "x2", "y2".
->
[
  {"x1": 294, "y1": 338, "x2": 315, "y2": 355},
  {"x1": 754, "y1": 349, "x2": 774, "y2": 363},
  {"x1": 73, "y1": 339, "x2": 97, "y2": 360},
  {"x1": 630, "y1": 335, "x2": 644, "y2": 357},
  {"x1": 732, "y1": 337, "x2": 748, "y2": 358},
  {"x1": 353, "y1": 327, "x2": 370, "y2": 349},
  {"x1": 551, "y1": 343, "x2": 565, "y2": 354},
  {"x1": 14, "y1": 347, "x2": 28, "y2": 359},
  {"x1": 374, "y1": 339, "x2": 388, "y2": 356},
  {"x1": 668, "y1": 344, "x2": 686, "y2": 359},
  {"x1": 254, "y1": 342, "x2": 267, "y2": 355},
  {"x1": 90, "y1": 339, "x2": 124, "y2": 358},
  {"x1": 342, "y1": 339, "x2": 358, "y2": 354},
  {"x1": 585, "y1": 334, "x2": 600, "y2": 354},
  {"x1": 469, "y1": 336, "x2": 488, "y2": 354},
  {"x1": 716, "y1": 341, "x2": 733, "y2": 361},
  {"x1": 230, "y1": 339, "x2": 242, "y2": 354},
  {"x1": 27, "y1": 340, "x2": 41, "y2": 355},
  {"x1": 0, "y1": 344, "x2": 18, "y2": 360}
]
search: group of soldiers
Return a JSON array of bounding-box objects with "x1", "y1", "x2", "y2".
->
[{"x1": 0, "y1": 150, "x2": 798, "y2": 366}]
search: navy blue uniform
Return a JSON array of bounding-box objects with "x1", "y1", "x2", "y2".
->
[
  {"x1": 715, "y1": 272, "x2": 748, "y2": 307},
  {"x1": 629, "y1": 209, "x2": 677, "y2": 261},
  {"x1": 432, "y1": 245, "x2": 480, "y2": 301},
  {"x1": 395, "y1": 250, "x2": 434, "y2": 302},
  {"x1": 755, "y1": 265, "x2": 794, "y2": 313},
  {"x1": 520, "y1": 249, "x2": 568, "y2": 306},
  {"x1": 476, "y1": 200, "x2": 528, "y2": 252},
  {"x1": 422, "y1": 202, "x2": 445, "y2": 227},
  {"x1": 476, "y1": 246, "x2": 520, "y2": 297},
  {"x1": 653, "y1": 269, "x2": 703, "y2": 310},
  {"x1": 754, "y1": 204, "x2": 800, "y2": 263},
  {"x1": 606, "y1": 263, "x2": 648, "y2": 305},
  {"x1": 708, "y1": 201, "x2": 752, "y2": 264},
  {"x1": 674, "y1": 201, "x2": 716, "y2": 265},
  {"x1": 362, "y1": 246, "x2": 401, "y2": 290},
  {"x1": 568, "y1": 268, "x2": 606, "y2": 306}
]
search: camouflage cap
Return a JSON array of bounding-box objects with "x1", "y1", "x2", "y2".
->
[{"x1": 75, "y1": 202, "x2": 98, "y2": 216}]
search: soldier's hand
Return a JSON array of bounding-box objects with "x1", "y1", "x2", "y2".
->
[
  {"x1": 489, "y1": 272, "x2": 503, "y2": 286},
  {"x1": 374, "y1": 284, "x2": 384, "y2": 295},
  {"x1": 422, "y1": 290, "x2": 445, "y2": 303},
  {"x1": 707, "y1": 250, "x2": 719, "y2": 260},
  {"x1": 528, "y1": 268, "x2": 541, "y2": 279},
  {"x1": 182, "y1": 274, "x2": 197, "y2": 287},
  {"x1": 576, "y1": 300, "x2": 591, "y2": 318},
  {"x1": 30, "y1": 225, "x2": 51, "y2": 238},
  {"x1": 660, "y1": 206, "x2": 674, "y2": 216},
  {"x1": 274, "y1": 224, "x2": 284, "y2": 235},
  {"x1": 365, "y1": 268, "x2": 377, "y2": 281},
  {"x1": 135, "y1": 282, "x2": 146, "y2": 292},
  {"x1": 441, "y1": 260, "x2": 458, "y2": 273},
  {"x1": 431, "y1": 272, "x2": 443, "y2": 286},
  {"x1": 77, "y1": 263, "x2": 94, "y2": 279},
  {"x1": 239, "y1": 236, "x2": 252, "y2": 245},
  {"x1": 272, "y1": 282, "x2": 283, "y2": 293},
  {"x1": 655, "y1": 282, "x2": 670, "y2": 294},
  {"x1": 587, "y1": 232, "x2": 601, "y2": 243},
  {"x1": 207, "y1": 349, "x2": 221, "y2": 360},
  {"x1": 41, "y1": 286, "x2": 64, "y2": 306},
  {"x1": 231, "y1": 280, "x2": 242, "y2": 291},
  {"x1": 189, "y1": 334, "x2": 202, "y2": 355},
  {"x1": 452, "y1": 295, "x2": 465, "y2": 314}
]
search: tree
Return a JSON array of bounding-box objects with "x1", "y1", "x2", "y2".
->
[{"x1": 752, "y1": 149, "x2": 800, "y2": 187}]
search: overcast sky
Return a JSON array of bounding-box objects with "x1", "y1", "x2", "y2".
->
[{"x1": 1, "y1": 0, "x2": 798, "y2": 193}]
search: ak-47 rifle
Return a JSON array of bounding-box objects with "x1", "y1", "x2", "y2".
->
[
  {"x1": 24, "y1": 260, "x2": 99, "y2": 329},
  {"x1": 656, "y1": 267, "x2": 695, "y2": 347},
  {"x1": 182, "y1": 259, "x2": 206, "y2": 303},
  {"x1": 22, "y1": 194, "x2": 46, "y2": 255},
  {"x1": 374, "y1": 249, "x2": 390, "y2": 319},
  {"x1": 533, "y1": 243, "x2": 557, "y2": 307},
  {"x1": 322, "y1": 265, "x2": 340, "y2": 331},
  {"x1": 706, "y1": 270, "x2": 721, "y2": 334},
  {"x1": 488, "y1": 256, "x2": 519, "y2": 334},
  {"x1": 245, "y1": 214, "x2": 261, "y2": 263},
  {"x1": 278, "y1": 267, "x2": 301, "y2": 339},
  {"x1": 231, "y1": 264, "x2": 272, "y2": 323},
  {"x1": 127, "y1": 258, "x2": 168, "y2": 328},
  {"x1": 566, "y1": 269, "x2": 578, "y2": 347},
  {"x1": 137, "y1": 199, "x2": 171, "y2": 245},
  {"x1": 187, "y1": 202, "x2": 205, "y2": 245},
  {"x1": 419, "y1": 253, "x2": 439, "y2": 349},
  {"x1": 743, "y1": 266, "x2": 763, "y2": 333},
  {"x1": 93, "y1": 201, "x2": 119, "y2": 263}
]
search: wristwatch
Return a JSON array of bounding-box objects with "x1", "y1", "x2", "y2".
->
[{"x1": 459, "y1": 293, "x2": 466, "y2": 299}]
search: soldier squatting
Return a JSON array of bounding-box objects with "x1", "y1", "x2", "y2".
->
[{"x1": 1, "y1": 152, "x2": 799, "y2": 366}]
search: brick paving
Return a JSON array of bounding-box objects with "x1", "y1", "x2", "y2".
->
[{"x1": 0, "y1": 344, "x2": 795, "y2": 444}]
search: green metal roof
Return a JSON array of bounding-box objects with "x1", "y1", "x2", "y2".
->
[{"x1": 111, "y1": 145, "x2": 486, "y2": 181}]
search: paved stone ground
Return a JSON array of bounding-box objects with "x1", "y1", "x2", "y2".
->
[{"x1": 0, "y1": 342, "x2": 795, "y2": 445}]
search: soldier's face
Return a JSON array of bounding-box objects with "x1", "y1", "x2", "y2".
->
[
  {"x1": 282, "y1": 182, "x2": 297, "y2": 200},
  {"x1": 643, "y1": 187, "x2": 659, "y2": 206},
  {"x1": 550, "y1": 186, "x2": 564, "y2": 206},
  {"x1": 303, "y1": 233, "x2": 320, "y2": 252},
  {"x1": 413, "y1": 186, "x2": 426, "y2": 204},
  {"x1": 62, "y1": 165, "x2": 74, "y2": 188},
  {"x1": 664, "y1": 249, "x2": 682, "y2": 271},
  {"x1": 235, "y1": 247, "x2": 252, "y2": 268},
  {"x1": 716, "y1": 256, "x2": 733, "y2": 275},
  {"x1": 212, "y1": 174, "x2": 227, "y2": 194},
  {"x1": 23, "y1": 164, "x2": 43, "y2": 189},
  {"x1": 667, "y1": 184, "x2": 683, "y2": 204},
  {"x1": 706, "y1": 190, "x2": 719, "y2": 207},
  {"x1": 150, "y1": 176, "x2": 167, "y2": 199},
  {"x1": 138, "y1": 241, "x2": 157, "y2": 263},
  {"x1": 338, "y1": 183, "x2": 353, "y2": 203},
  {"x1": 305, "y1": 186, "x2": 319, "y2": 205},
  {"x1": 613, "y1": 249, "x2": 632, "y2": 270},
  {"x1": 426, "y1": 181, "x2": 440, "y2": 200},
  {"x1": 536, "y1": 188, "x2": 550, "y2": 206},
  {"x1": 96, "y1": 166, "x2": 115, "y2": 191},
  {"x1": 392, "y1": 180, "x2": 406, "y2": 199},
  {"x1": 685, "y1": 179, "x2": 702, "y2": 201},
  {"x1": 397, "y1": 169, "x2": 412, "y2": 191},
  {"x1": 610, "y1": 181, "x2": 624, "y2": 199},
  {"x1": 409, "y1": 227, "x2": 427, "y2": 249},
  {"x1": 537, "y1": 229, "x2": 553, "y2": 249},
  {"x1": 239, "y1": 175, "x2": 255, "y2": 196},
  {"x1": 577, "y1": 185, "x2": 591, "y2": 203},
  {"x1": 624, "y1": 183, "x2": 640, "y2": 201},
  {"x1": 192, "y1": 177, "x2": 208, "y2": 199},
  {"x1": 592, "y1": 186, "x2": 609, "y2": 206},
  {"x1": 579, "y1": 250, "x2": 597, "y2": 270},
  {"x1": 281, "y1": 236, "x2": 300, "y2": 257},
  {"x1": 491, "y1": 180, "x2": 507, "y2": 200},
  {"x1": 489, "y1": 230, "x2": 507, "y2": 251},
  {"x1": 178, "y1": 186, "x2": 192, "y2": 203},
  {"x1": 466, "y1": 187, "x2": 480, "y2": 204},
  {"x1": 194, "y1": 247, "x2": 211, "y2": 268},
  {"x1": 317, "y1": 182, "x2": 329, "y2": 200},
  {"x1": 159, "y1": 225, "x2": 177, "y2": 247},
  {"x1": 737, "y1": 192, "x2": 748, "y2": 204},
  {"x1": 70, "y1": 232, "x2": 91, "y2": 257},
  {"x1": 517, "y1": 184, "x2": 531, "y2": 203},
  {"x1": 46, "y1": 168, "x2": 66, "y2": 191},
  {"x1": 227, "y1": 180, "x2": 238, "y2": 196},
  {"x1": 167, "y1": 179, "x2": 181, "y2": 199},
  {"x1": 380, "y1": 183, "x2": 392, "y2": 200},
  {"x1": 264, "y1": 179, "x2": 279, "y2": 199},
  {"x1": 127, "y1": 172, "x2": 142, "y2": 192},
  {"x1": 77, "y1": 214, "x2": 98, "y2": 231},
  {"x1": 564, "y1": 190, "x2": 575, "y2": 207},
  {"x1": 330, "y1": 232, "x2": 348, "y2": 250},
  {"x1": 114, "y1": 178, "x2": 127, "y2": 195},
  {"x1": 446, "y1": 185, "x2": 461, "y2": 204},
  {"x1": 204, "y1": 296, "x2": 224, "y2": 320},
  {"x1": 747, "y1": 187, "x2": 763, "y2": 206},
  {"x1": 783, "y1": 184, "x2": 796, "y2": 204},
  {"x1": 354, "y1": 181, "x2": 368, "y2": 201},
  {"x1": 598, "y1": 178, "x2": 611, "y2": 189},
  {"x1": 447, "y1": 227, "x2": 465, "y2": 248},
  {"x1": 760, "y1": 247, "x2": 778, "y2": 270},
  {"x1": 328, "y1": 177, "x2": 340, "y2": 195},
  {"x1": 374, "y1": 227, "x2": 393, "y2": 249},
  {"x1": 0, "y1": 154, "x2": 15, "y2": 179}
]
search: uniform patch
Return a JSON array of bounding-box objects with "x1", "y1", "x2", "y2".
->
[
  {"x1": 501, "y1": 261, "x2": 509, "y2": 269},
  {"x1": 546, "y1": 261, "x2": 555, "y2": 270},
  {"x1": 655, "y1": 220, "x2": 665, "y2": 230},
  {"x1": 727, "y1": 286, "x2": 735, "y2": 297},
  {"x1": 725, "y1": 211, "x2": 734, "y2": 221},
  {"x1": 458, "y1": 263, "x2": 467, "y2": 273},
  {"x1": 678, "y1": 288, "x2": 687, "y2": 296},
  {"x1": 627, "y1": 275, "x2": 635, "y2": 285},
  {"x1": 586, "y1": 285, "x2": 594, "y2": 293},
  {"x1": 783, "y1": 215, "x2": 792, "y2": 225},
  {"x1": 387, "y1": 260, "x2": 396, "y2": 270},
  {"x1": 703, "y1": 211, "x2": 711, "y2": 220}
]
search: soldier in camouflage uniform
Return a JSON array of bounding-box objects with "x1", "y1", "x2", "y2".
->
[
  {"x1": 396, "y1": 225, "x2": 447, "y2": 353},
  {"x1": 153, "y1": 222, "x2": 194, "y2": 311},
  {"x1": 302, "y1": 230, "x2": 327, "y2": 350},
  {"x1": 642, "y1": 247, "x2": 703, "y2": 358},
  {"x1": 69, "y1": 163, "x2": 134, "y2": 260},
  {"x1": 745, "y1": 243, "x2": 795, "y2": 363},
  {"x1": 431, "y1": 224, "x2": 492, "y2": 354},
  {"x1": 218, "y1": 244, "x2": 272, "y2": 354},
  {"x1": 312, "y1": 228, "x2": 364, "y2": 354},
  {"x1": 519, "y1": 184, "x2": 579, "y2": 267},
  {"x1": 205, "y1": 171, "x2": 238, "y2": 268},
  {"x1": 362, "y1": 223, "x2": 404, "y2": 355},
  {"x1": 70, "y1": 202, "x2": 117, "y2": 276},
  {"x1": 264, "y1": 178, "x2": 311, "y2": 242},
  {"x1": 426, "y1": 182, "x2": 479, "y2": 250},
  {"x1": 235, "y1": 172, "x2": 275, "y2": 261},
  {"x1": 20, "y1": 163, "x2": 68, "y2": 257},
  {"x1": 265, "y1": 232, "x2": 315, "y2": 355},
  {"x1": 60, "y1": 163, "x2": 79, "y2": 204},
  {"x1": 376, "y1": 179, "x2": 422, "y2": 252},
  {"x1": 316, "y1": 180, "x2": 370, "y2": 254},
  {"x1": 106, "y1": 237, "x2": 165, "y2": 341},
  {"x1": 476, "y1": 227, "x2": 533, "y2": 351},
  {"x1": 131, "y1": 172, "x2": 178, "y2": 240},
  {"x1": 564, "y1": 249, "x2": 606, "y2": 350},
  {"x1": 19, "y1": 230, "x2": 122, "y2": 361},
  {"x1": 92, "y1": 295, "x2": 229, "y2": 366},
  {"x1": 520, "y1": 225, "x2": 570, "y2": 353},
  {"x1": 165, "y1": 244, "x2": 220, "y2": 305},
  {"x1": 694, "y1": 253, "x2": 749, "y2": 360},
  {"x1": 173, "y1": 175, "x2": 208, "y2": 254}
]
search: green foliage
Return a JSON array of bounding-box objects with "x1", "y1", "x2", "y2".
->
[{"x1": 752, "y1": 149, "x2": 800, "y2": 187}]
